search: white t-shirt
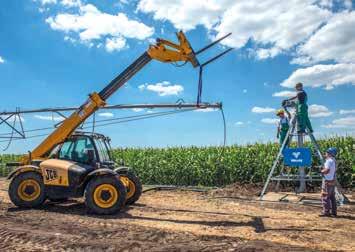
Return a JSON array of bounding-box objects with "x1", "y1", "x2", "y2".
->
[{"x1": 324, "y1": 157, "x2": 336, "y2": 181}]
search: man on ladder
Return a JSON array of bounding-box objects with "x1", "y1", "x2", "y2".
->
[
  {"x1": 276, "y1": 109, "x2": 290, "y2": 147},
  {"x1": 284, "y1": 82, "x2": 313, "y2": 134}
]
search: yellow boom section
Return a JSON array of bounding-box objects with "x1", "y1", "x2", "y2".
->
[{"x1": 22, "y1": 93, "x2": 105, "y2": 164}]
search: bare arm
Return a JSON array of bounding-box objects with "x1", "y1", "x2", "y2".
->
[{"x1": 286, "y1": 95, "x2": 298, "y2": 101}]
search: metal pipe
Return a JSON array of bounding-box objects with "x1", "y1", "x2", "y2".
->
[
  {"x1": 195, "y1": 33, "x2": 232, "y2": 55},
  {"x1": 0, "y1": 103, "x2": 222, "y2": 115}
]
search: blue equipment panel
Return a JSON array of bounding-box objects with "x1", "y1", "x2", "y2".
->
[{"x1": 283, "y1": 148, "x2": 312, "y2": 167}]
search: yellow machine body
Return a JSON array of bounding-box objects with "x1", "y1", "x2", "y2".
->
[{"x1": 39, "y1": 159, "x2": 74, "y2": 186}]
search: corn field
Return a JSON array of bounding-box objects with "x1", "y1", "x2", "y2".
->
[{"x1": 1, "y1": 136, "x2": 354, "y2": 187}]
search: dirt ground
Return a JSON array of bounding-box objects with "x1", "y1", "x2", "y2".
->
[{"x1": 0, "y1": 179, "x2": 354, "y2": 251}]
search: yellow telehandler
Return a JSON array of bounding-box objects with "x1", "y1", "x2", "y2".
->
[{"x1": 7, "y1": 31, "x2": 231, "y2": 214}]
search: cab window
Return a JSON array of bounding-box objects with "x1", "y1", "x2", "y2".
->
[
  {"x1": 94, "y1": 138, "x2": 110, "y2": 162},
  {"x1": 58, "y1": 137, "x2": 96, "y2": 164}
]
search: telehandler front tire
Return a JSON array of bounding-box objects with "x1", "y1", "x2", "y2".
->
[
  {"x1": 8, "y1": 172, "x2": 46, "y2": 208},
  {"x1": 84, "y1": 175, "x2": 127, "y2": 215}
]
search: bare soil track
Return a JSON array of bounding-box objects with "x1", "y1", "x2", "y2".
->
[{"x1": 0, "y1": 179, "x2": 354, "y2": 251}]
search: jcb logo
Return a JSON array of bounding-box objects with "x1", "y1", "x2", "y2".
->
[{"x1": 45, "y1": 169, "x2": 58, "y2": 181}]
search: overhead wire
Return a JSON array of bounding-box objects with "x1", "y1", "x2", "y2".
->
[{"x1": 0, "y1": 108, "x2": 198, "y2": 143}]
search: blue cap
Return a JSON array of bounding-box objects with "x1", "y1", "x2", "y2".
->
[{"x1": 326, "y1": 147, "x2": 337, "y2": 157}]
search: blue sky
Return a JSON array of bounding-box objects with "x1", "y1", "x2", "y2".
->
[{"x1": 0, "y1": 0, "x2": 354, "y2": 153}]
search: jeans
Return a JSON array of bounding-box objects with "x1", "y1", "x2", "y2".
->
[{"x1": 321, "y1": 181, "x2": 337, "y2": 215}]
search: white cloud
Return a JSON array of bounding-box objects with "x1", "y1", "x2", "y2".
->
[
  {"x1": 0, "y1": 56, "x2": 4, "y2": 64},
  {"x1": 339, "y1": 109, "x2": 355, "y2": 115},
  {"x1": 137, "y1": 0, "x2": 229, "y2": 30},
  {"x1": 322, "y1": 116, "x2": 355, "y2": 128},
  {"x1": 308, "y1": 104, "x2": 333, "y2": 118},
  {"x1": 256, "y1": 47, "x2": 282, "y2": 60},
  {"x1": 138, "y1": 84, "x2": 146, "y2": 91},
  {"x1": 60, "y1": 0, "x2": 81, "y2": 7},
  {"x1": 34, "y1": 115, "x2": 63, "y2": 121},
  {"x1": 261, "y1": 118, "x2": 279, "y2": 124},
  {"x1": 138, "y1": 1, "x2": 331, "y2": 59},
  {"x1": 317, "y1": 0, "x2": 333, "y2": 9},
  {"x1": 139, "y1": 81, "x2": 184, "y2": 96},
  {"x1": 215, "y1": 1, "x2": 331, "y2": 58},
  {"x1": 251, "y1": 106, "x2": 275, "y2": 113},
  {"x1": 38, "y1": 0, "x2": 57, "y2": 5},
  {"x1": 194, "y1": 108, "x2": 218, "y2": 113},
  {"x1": 132, "y1": 108, "x2": 144, "y2": 112},
  {"x1": 344, "y1": 0, "x2": 353, "y2": 9},
  {"x1": 281, "y1": 63, "x2": 355, "y2": 90},
  {"x1": 235, "y1": 121, "x2": 244, "y2": 126},
  {"x1": 64, "y1": 35, "x2": 76, "y2": 43},
  {"x1": 98, "y1": 112, "x2": 114, "y2": 118},
  {"x1": 272, "y1": 90, "x2": 297, "y2": 97},
  {"x1": 293, "y1": 11, "x2": 355, "y2": 65},
  {"x1": 105, "y1": 36, "x2": 127, "y2": 52},
  {"x1": 45, "y1": 3, "x2": 154, "y2": 50}
]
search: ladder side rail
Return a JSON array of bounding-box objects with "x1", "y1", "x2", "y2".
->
[{"x1": 260, "y1": 115, "x2": 297, "y2": 199}]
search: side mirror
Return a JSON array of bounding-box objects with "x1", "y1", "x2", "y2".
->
[{"x1": 86, "y1": 149, "x2": 95, "y2": 164}]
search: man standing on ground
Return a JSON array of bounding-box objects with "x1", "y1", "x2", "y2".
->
[
  {"x1": 320, "y1": 148, "x2": 337, "y2": 217},
  {"x1": 284, "y1": 82, "x2": 313, "y2": 133}
]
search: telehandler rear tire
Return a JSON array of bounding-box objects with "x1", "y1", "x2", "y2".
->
[
  {"x1": 84, "y1": 175, "x2": 127, "y2": 215},
  {"x1": 119, "y1": 171, "x2": 142, "y2": 205},
  {"x1": 9, "y1": 172, "x2": 46, "y2": 208}
]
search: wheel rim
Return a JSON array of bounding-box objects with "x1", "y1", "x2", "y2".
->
[
  {"x1": 120, "y1": 176, "x2": 136, "y2": 199},
  {"x1": 93, "y1": 184, "x2": 118, "y2": 209},
  {"x1": 17, "y1": 179, "x2": 41, "y2": 202}
]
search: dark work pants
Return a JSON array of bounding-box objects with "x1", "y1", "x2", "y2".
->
[{"x1": 321, "y1": 182, "x2": 337, "y2": 215}]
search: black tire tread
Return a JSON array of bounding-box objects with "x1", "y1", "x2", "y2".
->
[
  {"x1": 8, "y1": 171, "x2": 46, "y2": 208},
  {"x1": 84, "y1": 175, "x2": 127, "y2": 215},
  {"x1": 121, "y1": 171, "x2": 142, "y2": 205}
]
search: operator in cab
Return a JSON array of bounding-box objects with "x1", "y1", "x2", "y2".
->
[
  {"x1": 319, "y1": 148, "x2": 337, "y2": 217},
  {"x1": 284, "y1": 82, "x2": 313, "y2": 134},
  {"x1": 276, "y1": 109, "x2": 290, "y2": 147}
]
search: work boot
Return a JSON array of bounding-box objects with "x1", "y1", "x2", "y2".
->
[{"x1": 319, "y1": 213, "x2": 331, "y2": 217}]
